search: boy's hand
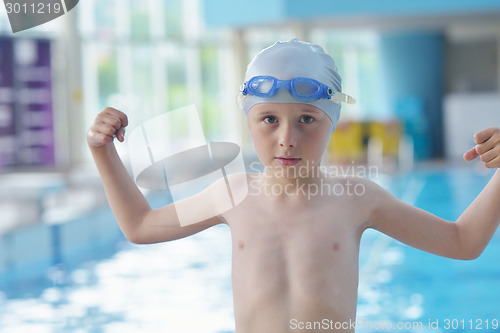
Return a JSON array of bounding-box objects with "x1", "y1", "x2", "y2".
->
[
  {"x1": 87, "y1": 107, "x2": 128, "y2": 148},
  {"x1": 463, "y1": 127, "x2": 500, "y2": 168}
]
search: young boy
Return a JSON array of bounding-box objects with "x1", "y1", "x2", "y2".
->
[{"x1": 87, "y1": 40, "x2": 500, "y2": 332}]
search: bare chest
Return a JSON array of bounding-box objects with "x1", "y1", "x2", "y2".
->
[{"x1": 228, "y1": 200, "x2": 363, "y2": 294}]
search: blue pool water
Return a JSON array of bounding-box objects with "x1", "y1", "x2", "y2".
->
[
  {"x1": 356, "y1": 165, "x2": 500, "y2": 332},
  {"x1": 0, "y1": 165, "x2": 499, "y2": 332}
]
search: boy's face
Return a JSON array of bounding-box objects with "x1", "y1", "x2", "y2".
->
[{"x1": 247, "y1": 103, "x2": 332, "y2": 179}]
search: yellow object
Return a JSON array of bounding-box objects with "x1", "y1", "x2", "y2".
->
[
  {"x1": 368, "y1": 121, "x2": 401, "y2": 156},
  {"x1": 327, "y1": 121, "x2": 364, "y2": 163},
  {"x1": 327, "y1": 120, "x2": 402, "y2": 163}
]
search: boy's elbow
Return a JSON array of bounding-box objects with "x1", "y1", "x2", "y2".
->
[
  {"x1": 454, "y1": 246, "x2": 483, "y2": 261},
  {"x1": 463, "y1": 249, "x2": 483, "y2": 261},
  {"x1": 124, "y1": 231, "x2": 168, "y2": 244},
  {"x1": 454, "y1": 253, "x2": 479, "y2": 261},
  {"x1": 123, "y1": 231, "x2": 147, "y2": 245},
  {"x1": 122, "y1": 226, "x2": 182, "y2": 244},
  {"x1": 455, "y1": 225, "x2": 485, "y2": 260},
  {"x1": 126, "y1": 235, "x2": 147, "y2": 245},
  {"x1": 121, "y1": 226, "x2": 156, "y2": 244}
]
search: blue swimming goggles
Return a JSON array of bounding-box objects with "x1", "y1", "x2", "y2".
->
[{"x1": 239, "y1": 76, "x2": 356, "y2": 104}]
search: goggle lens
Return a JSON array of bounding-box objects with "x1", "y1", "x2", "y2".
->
[
  {"x1": 292, "y1": 79, "x2": 321, "y2": 98},
  {"x1": 250, "y1": 77, "x2": 275, "y2": 96}
]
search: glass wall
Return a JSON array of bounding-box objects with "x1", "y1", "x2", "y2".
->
[
  {"x1": 311, "y1": 29, "x2": 385, "y2": 120},
  {"x1": 77, "y1": 0, "x2": 235, "y2": 160}
]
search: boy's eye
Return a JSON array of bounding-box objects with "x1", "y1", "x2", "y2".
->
[
  {"x1": 263, "y1": 116, "x2": 278, "y2": 124},
  {"x1": 299, "y1": 115, "x2": 315, "y2": 124}
]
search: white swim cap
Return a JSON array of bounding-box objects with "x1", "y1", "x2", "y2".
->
[{"x1": 242, "y1": 39, "x2": 343, "y2": 132}]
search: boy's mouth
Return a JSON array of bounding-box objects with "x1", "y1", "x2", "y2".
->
[{"x1": 275, "y1": 156, "x2": 302, "y2": 166}]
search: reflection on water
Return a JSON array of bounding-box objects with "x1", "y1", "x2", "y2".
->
[{"x1": 0, "y1": 225, "x2": 234, "y2": 333}]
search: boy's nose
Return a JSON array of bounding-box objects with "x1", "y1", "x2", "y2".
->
[{"x1": 278, "y1": 123, "x2": 297, "y2": 149}]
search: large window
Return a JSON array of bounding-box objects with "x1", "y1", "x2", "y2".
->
[
  {"x1": 78, "y1": 0, "x2": 235, "y2": 160},
  {"x1": 311, "y1": 29, "x2": 384, "y2": 121}
]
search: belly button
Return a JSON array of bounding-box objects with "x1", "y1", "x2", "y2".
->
[
  {"x1": 238, "y1": 241, "x2": 245, "y2": 250},
  {"x1": 333, "y1": 242, "x2": 340, "y2": 251}
]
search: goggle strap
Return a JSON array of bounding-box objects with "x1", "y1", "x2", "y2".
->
[{"x1": 331, "y1": 92, "x2": 356, "y2": 105}]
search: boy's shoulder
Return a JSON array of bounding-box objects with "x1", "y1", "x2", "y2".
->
[
  {"x1": 321, "y1": 170, "x2": 381, "y2": 191},
  {"x1": 319, "y1": 174, "x2": 390, "y2": 214}
]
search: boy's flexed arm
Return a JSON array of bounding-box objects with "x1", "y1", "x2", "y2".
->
[
  {"x1": 87, "y1": 107, "x2": 223, "y2": 244},
  {"x1": 367, "y1": 127, "x2": 500, "y2": 260},
  {"x1": 457, "y1": 127, "x2": 500, "y2": 256}
]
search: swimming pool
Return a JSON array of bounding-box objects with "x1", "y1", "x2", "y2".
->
[
  {"x1": 357, "y1": 165, "x2": 500, "y2": 332},
  {"x1": 0, "y1": 164, "x2": 498, "y2": 332}
]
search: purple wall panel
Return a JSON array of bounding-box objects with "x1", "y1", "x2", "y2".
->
[
  {"x1": 15, "y1": 39, "x2": 55, "y2": 166},
  {"x1": 0, "y1": 37, "x2": 17, "y2": 168},
  {"x1": 0, "y1": 37, "x2": 55, "y2": 169}
]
